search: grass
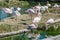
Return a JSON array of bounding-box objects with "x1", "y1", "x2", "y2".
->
[
  {"x1": 0, "y1": 15, "x2": 59, "y2": 39},
  {"x1": 0, "y1": 14, "x2": 31, "y2": 33},
  {"x1": 0, "y1": 35, "x2": 20, "y2": 40},
  {"x1": 0, "y1": 22, "x2": 60, "y2": 40},
  {"x1": 0, "y1": 11, "x2": 60, "y2": 33}
]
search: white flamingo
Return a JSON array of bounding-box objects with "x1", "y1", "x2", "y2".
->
[
  {"x1": 46, "y1": 18, "x2": 54, "y2": 25},
  {"x1": 40, "y1": 6, "x2": 48, "y2": 11},
  {"x1": 53, "y1": 3, "x2": 59, "y2": 14},
  {"x1": 46, "y1": 18, "x2": 60, "y2": 30},
  {"x1": 28, "y1": 23, "x2": 37, "y2": 29},
  {"x1": 45, "y1": 18, "x2": 54, "y2": 30},
  {"x1": 25, "y1": 8, "x2": 36, "y2": 21},
  {"x1": 2, "y1": 7, "x2": 12, "y2": 14},
  {"x1": 34, "y1": 5, "x2": 41, "y2": 12},
  {"x1": 46, "y1": 1, "x2": 51, "y2": 7},
  {"x1": 14, "y1": 10, "x2": 21, "y2": 21},
  {"x1": 53, "y1": 3, "x2": 59, "y2": 8},
  {"x1": 25, "y1": 8, "x2": 35, "y2": 13}
]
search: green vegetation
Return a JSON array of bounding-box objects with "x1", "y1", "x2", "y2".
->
[
  {"x1": 0, "y1": 24, "x2": 11, "y2": 33},
  {"x1": 0, "y1": 22, "x2": 60, "y2": 40},
  {"x1": 0, "y1": 24, "x2": 23, "y2": 33},
  {"x1": 47, "y1": 22, "x2": 60, "y2": 36},
  {"x1": 38, "y1": 22, "x2": 60, "y2": 36},
  {"x1": 46, "y1": 26, "x2": 60, "y2": 36},
  {"x1": 0, "y1": 1, "x2": 60, "y2": 8},
  {"x1": 0, "y1": 35, "x2": 20, "y2": 40}
]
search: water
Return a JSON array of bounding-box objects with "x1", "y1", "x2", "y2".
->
[{"x1": 0, "y1": 9, "x2": 7, "y2": 20}]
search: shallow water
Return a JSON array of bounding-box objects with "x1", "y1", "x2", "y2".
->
[{"x1": 0, "y1": 9, "x2": 7, "y2": 20}]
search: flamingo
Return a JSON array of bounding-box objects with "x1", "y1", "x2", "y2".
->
[
  {"x1": 34, "y1": 5, "x2": 41, "y2": 12},
  {"x1": 46, "y1": 18, "x2": 54, "y2": 24},
  {"x1": 32, "y1": 17, "x2": 41, "y2": 27},
  {"x1": 53, "y1": 3, "x2": 59, "y2": 14},
  {"x1": 14, "y1": 10, "x2": 21, "y2": 22},
  {"x1": 46, "y1": 1, "x2": 51, "y2": 7},
  {"x1": 25, "y1": 8, "x2": 35, "y2": 14},
  {"x1": 45, "y1": 18, "x2": 60, "y2": 30},
  {"x1": 28, "y1": 23, "x2": 37, "y2": 29},
  {"x1": 2, "y1": 7, "x2": 12, "y2": 14},
  {"x1": 45, "y1": 18, "x2": 54, "y2": 30},
  {"x1": 53, "y1": 3, "x2": 59, "y2": 8},
  {"x1": 25, "y1": 8, "x2": 36, "y2": 21}
]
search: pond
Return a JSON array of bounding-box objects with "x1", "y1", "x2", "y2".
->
[{"x1": 0, "y1": 9, "x2": 7, "y2": 20}]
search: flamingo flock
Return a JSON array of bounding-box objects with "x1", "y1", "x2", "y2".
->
[
  {"x1": 26, "y1": 2, "x2": 60, "y2": 30},
  {"x1": 2, "y1": 2, "x2": 60, "y2": 30}
]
